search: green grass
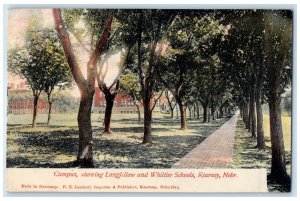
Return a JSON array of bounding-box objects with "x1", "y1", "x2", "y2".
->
[
  {"x1": 6, "y1": 112, "x2": 228, "y2": 168},
  {"x1": 263, "y1": 114, "x2": 291, "y2": 152},
  {"x1": 233, "y1": 118, "x2": 291, "y2": 192},
  {"x1": 7, "y1": 112, "x2": 168, "y2": 128}
]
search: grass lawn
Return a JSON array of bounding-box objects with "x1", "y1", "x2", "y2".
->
[
  {"x1": 233, "y1": 118, "x2": 291, "y2": 192},
  {"x1": 263, "y1": 114, "x2": 291, "y2": 152},
  {"x1": 6, "y1": 112, "x2": 229, "y2": 168}
]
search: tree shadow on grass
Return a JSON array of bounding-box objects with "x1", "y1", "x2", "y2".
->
[
  {"x1": 6, "y1": 157, "x2": 78, "y2": 168},
  {"x1": 93, "y1": 134, "x2": 206, "y2": 168},
  {"x1": 94, "y1": 126, "x2": 173, "y2": 134},
  {"x1": 7, "y1": 116, "x2": 231, "y2": 168},
  {"x1": 7, "y1": 125, "x2": 205, "y2": 168}
]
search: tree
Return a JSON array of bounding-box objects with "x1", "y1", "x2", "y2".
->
[
  {"x1": 40, "y1": 30, "x2": 72, "y2": 125},
  {"x1": 130, "y1": 10, "x2": 177, "y2": 143},
  {"x1": 8, "y1": 28, "x2": 71, "y2": 127},
  {"x1": 264, "y1": 10, "x2": 292, "y2": 189},
  {"x1": 282, "y1": 88, "x2": 291, "y2": 116},
  {"x1": 158, "y1": 13, "x2": 225, "y2": 127},
  {"x1": 158, "y1": 49, "x2": 194, "y2": 129},
  {"x1": 63, "y1": 10, "x2": 138, "y2": 134},
  {"x1": 8, "y1": 48, "x2": 42, "y2": 127},
  {"x1": 53, "y1": 9, "x2": 113, "y2": 167},
  {"x1": 220, "y1": 9, "x2": 292, "y2": 188},
  {"x1": 97, "y1": 49, "x2": 129, "y2": 133},
  {"x1": 119, "y1": 71, "x2": 142, "y2": 122},
  {"x1": 52, "y1": 90, "x2": 79, "y2": 113},
  {"x1": 164, "y1": 90, "x2": 177, "y2": 118},
  {"x1": 219, "y1": 10, "x2": 267, "y2": 146}
]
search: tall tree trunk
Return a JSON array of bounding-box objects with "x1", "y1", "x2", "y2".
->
[
  {"x1": 180, "y1": 104, "x2": 187, "y2": 130},
  {"x1": 135, "y1": 102, "x2": 141, "y2": 122},
  {"x1": 170, "y1": 108, "x2": 174, "y2": 119},
  {"x1": 47, "y1": 100, "x2": 52, "y2": 126},
  {"x1": 188, "y1": 106, "x2": 192, "y2": 120},
  {"x1": 103, "y1": 94, "x2": 115, "y2": 133},
  {"x1": 47, "y1": 92, "x2": 52, "y2": 126},
  {"x1": 176, "y1": 97, "x2": 187, "y2": 130},
  {"x1": 245, "y1": 102, "x2": 250, "y2": 130},
  {"x1": 196, "y1": 103, "x2": 200, "y2": 120},
  {"x1": 242, "y1": 106, "x2": 245, "y2": 122},
  {"x1": 250, "y1": 86, "x2": 257, "y2": 138},
  {"x1": 165, "y1": 91, "x2": 175, "y2": 119},
  {"x1": 211, "y1": 102, "x2": 215, "y2": 120},
  {"x1": 220, "y1": 107, "x2": 224, "y2": 117},
  {"x1": 256, "y1": 74, "x2": 266, "y2": 149},
  {"x1": 53, "y1": 9, "x2": 113, "y2": 167},
  {"x1": 142, "y1": 92, "x2": 152, "y2": 144},
  {"x1": 265, "y1": 10, "x2": 291, "y2": 188},
  {"x1": 249, "y1": 102, "x2": 252, "y2": 132},
  {"x1": 240, "y1": 104, "x2": 243, "y2": 119},
  {"x1": 256, "y1": 96, "x2": 265, "y2": 148},
  {"x1": 77, "y1": 91, "x2": 94, "y2": 167},
  {"x1": 207, "y1": 106, "x2": 211, "y2": 123},
  {"x1": 268, "y1": 97, "x2": 290, "y2": 186},
  {"x1": 32, "y1": 95, "x2": 39, "y2": 127},
  {"x1": 202, "y1": 103, "x2": 208, "y2": 123}
]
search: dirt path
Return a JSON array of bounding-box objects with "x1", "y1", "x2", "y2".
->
[{"x1": 173, "y1": 113, "x2": 238, "y2": 168}]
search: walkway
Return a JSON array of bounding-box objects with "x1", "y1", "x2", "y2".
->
[{"x1": 173, "y1": 113, "x2": 238, "y2": 168}]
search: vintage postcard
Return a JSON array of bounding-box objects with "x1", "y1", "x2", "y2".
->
[{"x1": 5, "y1": 6, "x2": 293, "y2": 193}]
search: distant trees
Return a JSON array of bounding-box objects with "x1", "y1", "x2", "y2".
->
[
  {"x1": 282, "y1": 89, "x2": 291, "y2": 116},
  {"x1": 119, "y1": 72, "x2": 142, "y2": 122},
  {"x1": 159, "y1": 13, "x2": 226, "y2": 127}
]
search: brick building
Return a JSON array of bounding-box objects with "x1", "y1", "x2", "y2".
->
[
  {"x1": 93, "y1": 88, "x2": 164, "y2": 114},
  {"x1": 8, "y1": 73, "x2": 166, "y2": 115},
  {"x1": 93, "y1": 88, "x2": 138, "y2": 114},
  {"x1": 7, "y1": 73, "x2": 50, "y2": 114}
]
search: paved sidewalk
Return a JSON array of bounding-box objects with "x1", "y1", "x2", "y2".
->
[{"x1": 173, "y1": 113, "x2": 238, "y2": 168}]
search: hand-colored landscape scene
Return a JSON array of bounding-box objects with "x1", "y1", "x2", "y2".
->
[{"x1": 6, "y1": 9, "x2": 292, "y2": 192}]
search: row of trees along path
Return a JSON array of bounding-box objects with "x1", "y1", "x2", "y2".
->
[{"x1": 8, "y1": 9, "x2": 292, "y2": 190}]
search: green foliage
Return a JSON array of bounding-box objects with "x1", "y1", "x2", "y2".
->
[
  {"x1": 264, "y1": 10, "x2": 293, "y2": 97},
  {"x1": 63, "y1": 9, "x2": 113, "y2": 51},
  {"x1": 52, "y1": 90, "x2": 79, "y2": 113},
  {"x1": 8, "y1": 91, "x2": 33, "y2": 101},
  {"x1": 219, "y1": 10, "x2": 292, "y2": 105},
  {"x1": 8, "y1": 27, "x2": 72, "y2": 95},
  {"x1": 282, "y1": 88, "x2": 291, "y2": 116},
  {"x1": 158, "y1": 13, "x2": 226, "y2": 106},
  {"x1": 119, "y1": 71, "x2": 141, "y2": 101}
]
